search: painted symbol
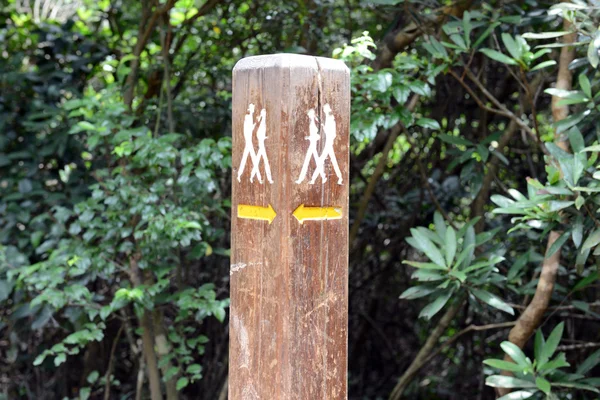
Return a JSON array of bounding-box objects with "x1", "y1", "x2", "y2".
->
[
  {"x1": 238, "y1": 204, "x2": 277, "y2": 224},
  {"x1": 292, "y1": 204, "x2": 342, "y2": 224},
  {"x1": 296, "y1": 103, "x2": 343, "y2": 185},
  {"x1": 237, "y1": 104, "x2": 273, "y2": 184}
]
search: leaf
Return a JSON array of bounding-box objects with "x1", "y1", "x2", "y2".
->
[
  {"x1": 483, "y1": 359, "x2": 523, "y2": 372},
  {"x1": 374, "y1": 72, "x2": 393, "y2": 92},
  {"x1": 568, "y1": 126, "x2": 585, "y2": 153},
  {"x1": 445, "y1": 227, "x2": 457, "y2": 266},
  {"x1": 587, "y1": 32, "x2": 600, "y2": 68},
  {"x1": 449, "y1": 270, "x2": 467, "y2": 283},
  {"x1": 573, "y1": 271, "x2": 598, "y2": 292},
  {"x1": 480, "y1": 48, "x2": 518, "y2": 65},
  {"x1": 403, "y1": 261, "x2": 448, "y2": 270},
  {"x1": 408, "y1": 80, "x2": 431, "y2": 97},
  {"x1": 547, "y1": 110, "x2": 590, "y2": 134},
  {"x1": 473, "y1": 23, "x2": 500, "y2": 48},
  {"x1": 419, "y1": 290, "x2": 453, "y2": 320},
  {"x1": 0, "y1": 280, "x2": 14, "y2": 302},
  {"x1": 522, "y1": 31, "x2": 572, "y2": 39},
  {"x1": 450, "y1": 33, "x2": 467, "y2": 50},
  {"x1": 471, "y1": 289, "x2": 514, "y2": 315},
  {"x1": 411, "y1": 269, "x2": 446, "y2": 282},
  {"x1": 508, "y1": 251, "x2": 529, "y2": 281},
  {"x1": 176, "y1": 377, "x2": 189, "y2": 391},
  {"x1": 79, "y1": 387, "x2": 91, "y2": 400},
  {"x1": 438, "y1": 133, "x2": 472, "y2": 146},
  {"x1": 545, "y1": 88, "x2": 587, "y2": 100},
  {"x1": 538, "y1": 352, "x2": 570, "y2": 372},
  {"x1": 18, "y1": 179, "x2": 33, "y2": 194},
  {"x1": 496, "y1": 391, "x2": 535, "y2": 400},
  {"x1": 416, "y1": 118, "x2": 441, "y2": 130},
  {"x1": 553, "y1": 382, "x2": 599, "y2": 393},
  {"x1": 76, "y1": 121, "x2": 96, "y2": 132},
  {"x1": 486, "y1": 375, "x2": 537, "y2": 389},
  {"x1": 540, "y1": 322, "x2": 564, "y2": 364},
  {"x1": 501, "y1": 341, "x2": 530, "y2": 367},
  {"x1": 577, "y1": 349, "x2": 600, "y2": 375},
  {"x1": 554, "y1": 110, "x2": 589, "y2": 134},
  {"x1": 530, "y1": 60, "x2": 557, "y2": 71},
  {"x1": 579, "y1": 73, "x2": 592, "y2": 98},
  {"x1": 409, "y1": 228, "x2": 446, "y2": 267},
  {"x1": 434, "y1": 212, "x2": 446, "y2": 238},
  {"x1": 582, "y1": 229, "x2": 600, "y2": 250},
  {"x1": 463, "y1": 256, "x2": 504, "y2": 274},
  {"x1": 548, "y1": 201, "x2": 574, "y2": 212},
  {"x1": 399, "y1": 285, "x2": 437, "y2": 300},
  {"x1": 572, "y1": 215, "x2": 584, "y2": 247},
  {"x1": 546, "y1": 230, "x2": 570, "y2": 258},
  {"x1": 393, "y1": 85, "x2": 410, "y2": 104},
  {"x1": 213, "y1": 306, "x2": 226, "y2": 323},
  {"x1": 502, "y1": 33, "x2": 521, "y2": 60},
  {"x1": 535, "y1": 377, "x2": 551, "y2": 395},
  {"x1": 54, "y1": 353, "x2": 66, "y2": 367},
  {"x1": 87, "y1": 371, "x2": 99, "y2": 384},
  {"x1": 534, "y1": 329, "x2": 545, "y2": 361},
  {"x1": 490, "y1": 195, "x2": 515, "y2": 208}
]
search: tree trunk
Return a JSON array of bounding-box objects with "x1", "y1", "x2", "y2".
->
[
  {"x1": 130, "y1": 256, "x2": 164, "y2": 400},
  {"x1": 497, "y1": 13, "x2": 576, "y2": 398},
  {"x1": 388, "y1": 293, "x2": 467, "y2": 399}
]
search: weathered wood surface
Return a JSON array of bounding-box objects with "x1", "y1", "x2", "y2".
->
[{"x1": 229, "y1": 54, "x2": 350, "y2": 400}]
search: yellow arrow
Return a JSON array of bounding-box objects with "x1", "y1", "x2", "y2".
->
[
  {"x1": 292, "y1": 204, "x2": 342, "y2": 224},
  {"x1": 237, "y1": 204, "x2": 277, "y2": 224}
]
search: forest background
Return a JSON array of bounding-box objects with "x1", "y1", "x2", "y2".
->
[{"x1": 1, "y1": 0, "x2": 600, "y2": 399}]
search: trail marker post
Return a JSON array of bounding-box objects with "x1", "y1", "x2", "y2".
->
[{"x1": 229, "y1": 54, "x2": 350, "y2": 399}]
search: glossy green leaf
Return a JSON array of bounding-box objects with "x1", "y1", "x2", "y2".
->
[
  {"x1": 530, "y1": 60, "x2": 557, "y2": 71},
  {"x1": 522, "y1": 31, "x2": 571, "y2": 39},
  {"x1": 579, "y1": 73, "x2": 592, "y2": 98},
  {"x1": 419, "y1": 290, "x2": 453, "y2": 320},
  {"x1": 486, "y1": 375, "x2": 537, "y2": 389},
  {"x1": 540, "y1": 322, "x2": 564, "y2": 364},
  {"x1": 445, "y1": 227, "x2": 457, "y2": 266},
  {"x1": 409, "y1": 228, "x2": 446, "y2": 267},
  {"x1": 546, "y1": 230, "x2": 570, "y2": 258},
  {"x1": 535, "y1": 377, "x2": 551, "y2": 395},
  {"x1": 471, "y1": 289, "x2": 514, "y2": 315},
  {"x1": 399, "y1": 285, "x2": 438, "y2": 300},
  {"x1": 577, "y1": 349, "x2": 600, "y2": 375},
  {"x1": 483, "y1": 359, "x2": 523, "y2": 372},
  {"x1": 480, "y1": 48, "x2": 518, "y2": 65},
  {"x1": 501, "y1": 341, "x2": 530, "y2": 367},
  {"x1": 496, "y1": 391, "x2": 535, "y2": 400}
]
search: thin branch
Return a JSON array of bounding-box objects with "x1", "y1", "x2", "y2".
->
[
  {"x1": 422, "y1": 321, "x2": 517, "y2": 366},
  {"x1": 159, "y1": 18, "x2": 174, "y2": 134},
  {"x1": 463, "y1": 68, "x2": 549, "y2": 156},
  {"x1": 448, "y1": 69, "x2": 513, "y2": 119},
  {"x1": 104, "y1": 324, "x2": 124, "y2": 400},
  {"x1": 404, "y1": 129, "x2": 457, "y2": 229}
]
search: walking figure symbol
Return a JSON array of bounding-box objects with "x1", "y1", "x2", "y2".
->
[
  {"x1": 237, "y1": 104, "x2": 273, "y2": 184},
  {"x1": 296, "y1": 103, "x2": 343, "y2": 185}
]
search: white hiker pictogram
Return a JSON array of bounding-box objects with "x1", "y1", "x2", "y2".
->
[
  {"x1": 296, "y1": 103, "x2": 343, "y2": 185},
  {"x1": 296, "y1": 108, "x2": 324, "y2": 184},
  {"x1": 250, "y1": 108, "x2": 273, "y2": 184},
  {"x1": 237, "y1": 104, "x2": 272, "y2": 184}
]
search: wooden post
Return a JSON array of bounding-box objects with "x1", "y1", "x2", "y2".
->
[{"x1": 229, "y1": 54, "x2": 350, "y2": 399}]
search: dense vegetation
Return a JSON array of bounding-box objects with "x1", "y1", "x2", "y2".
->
[{"x1": 1, "y1": 0, "x2": 600, "y2": 399}]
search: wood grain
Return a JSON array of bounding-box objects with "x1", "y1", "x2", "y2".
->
[{"x1": 229, "y1": 54, "x2": 350, "y2": 400}]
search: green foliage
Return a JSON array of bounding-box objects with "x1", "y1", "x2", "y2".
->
[
  {"x1": 401, "y1": 212, "x2": 511, "y2": 319},
  {"x1": 335, "y1": 32, "x2": 442, "y2": 143},
  {"x1": 484, "y1": 323, "x2": 600, "y2": 399}
]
